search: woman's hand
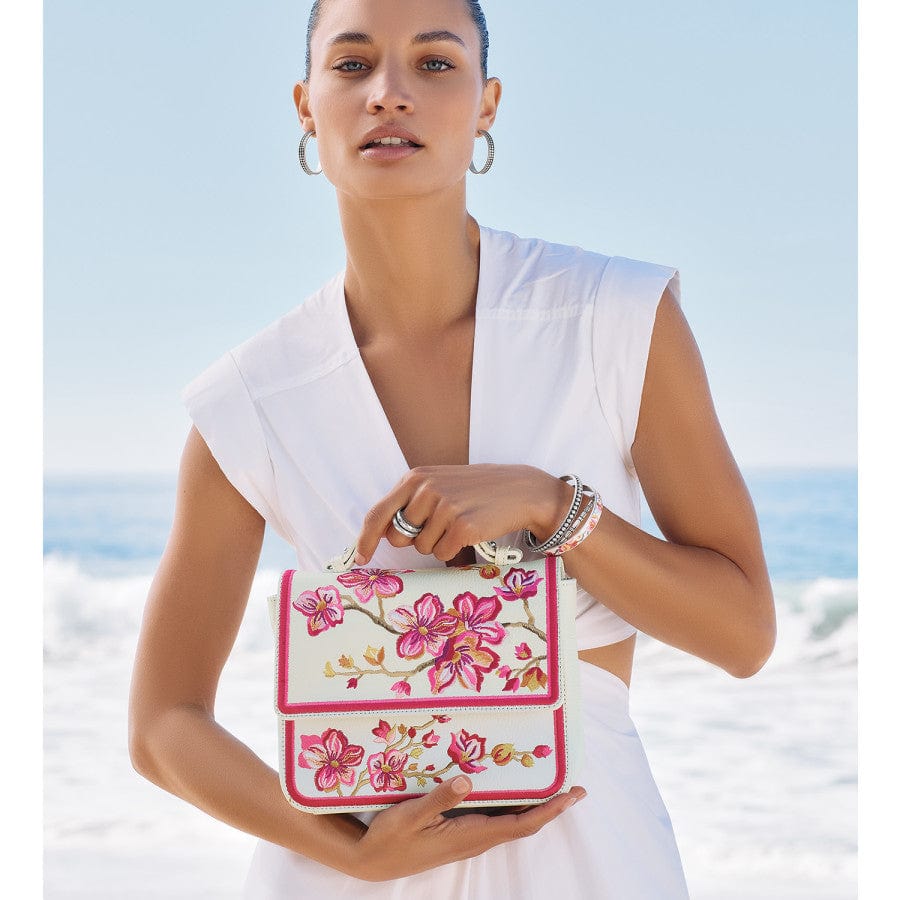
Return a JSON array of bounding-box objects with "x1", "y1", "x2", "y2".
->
[
  {"x1": 353, "y1": 464, "x2": 571, "y2": 565},
  {"x1": 351, "y1": 775, "x2": 586, "y2": 882}
]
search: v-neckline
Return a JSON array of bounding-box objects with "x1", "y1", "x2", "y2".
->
[{"x1": 332, "y1": 224, "x2": 489, "y2": 479}]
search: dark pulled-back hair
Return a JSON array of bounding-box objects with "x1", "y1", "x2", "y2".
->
[{"x1": 304, "y1": 0, "x2": 490, "y2": 81}]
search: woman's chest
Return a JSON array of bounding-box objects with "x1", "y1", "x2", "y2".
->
[{"x1": 358, "y1": 326, "x2": 475, "y2": 471}]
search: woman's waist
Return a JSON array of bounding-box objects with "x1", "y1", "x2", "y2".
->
[{"x1": 577, "y1": 633, "x2": 635, "y2": 691}]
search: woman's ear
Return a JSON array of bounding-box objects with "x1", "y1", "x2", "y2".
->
[
  {"x1": 477, "y1": 77, "x2": 502, "y2": 133},
  {"x1": 293, "y1": 82, "x2": 315, "y2": 133}
]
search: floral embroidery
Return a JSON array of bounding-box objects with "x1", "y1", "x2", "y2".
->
[
  {"x1": 390, "y1": 593, "x2": 459, "y2": 659},
  {"x1": 428, "y1": 631, "x2": 500, "y2": 694},
  {"x1": 514, "y1": 641, "x2": 532, "y2": 660},
  {"x1": 457, "y1": 563, "x2": 502, "y2": 579},
  {"x1": 293, "y1": 586, "x2": 345, "y2": 636},
  {"x1": 450, "y1": 592, "x2": 505, "y2": 645},
  {"x1": 295, "y1": 716, "x2": 549, "y2": 797},
  {"x1": 372, "y1": 719, "x2": 398, "y2": 744},
  {"x1": 447, "y1": 729, "x2": 488, "y2": 774},
  {"x1": 336, "y1": 568, "x2": 406, "y2": 604},
  {"x1": 521, "y1": 666, "x2": 548, "y2": 692},
  {"x1": 367, "y1": 749, "x2": 409, "y2": 792},
  {"x1": 493, "y1": 567, "x2": 543, "y2": 602},
  {"x1": 303, "y1": 562, "x2": 550, "y2": 696},
  {"x1": 490, "y1": 743, "x2": 514, "y2": 765},
  {"x1": 297, "y1": 728, "x2": 365, "y2": 792}
]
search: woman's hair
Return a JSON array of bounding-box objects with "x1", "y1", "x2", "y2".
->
[{"x1": 304, "y1": 0, "x2": 490, "y2": 82}]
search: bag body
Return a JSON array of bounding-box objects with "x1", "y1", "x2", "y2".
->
[{"x1": 268, "y1": 552, "x2": 583, "y2": 814}]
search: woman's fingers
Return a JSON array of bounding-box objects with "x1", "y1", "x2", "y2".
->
[
  {"x1": 355, "y1": 781, "x2": 587, "y2": 880},
  {"x1": 470, "y1": 786, "x2": 587, "y2": 845},
  {"x1": 409, "y1": 774, "x2": 474, "y2": 821}
]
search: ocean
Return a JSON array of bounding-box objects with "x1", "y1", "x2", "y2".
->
[{"x1": 43, "y1": 467, "x2": 857, "y2": 898}]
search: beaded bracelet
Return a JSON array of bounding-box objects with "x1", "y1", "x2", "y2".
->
[
  {"x1": 524, "y1": 474, "x2": 584, "y2": 553},
  {"x1": 540, "y1": 485, "x2": 600, "y2": 554},
  {"x1": 544, "y1": 492, "x2": 603, "y2": 556},
  {"x1": 524, "y1": 474, "x2": 601, "y2": 554}
]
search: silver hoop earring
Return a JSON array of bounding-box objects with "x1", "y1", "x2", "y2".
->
[
  {"x1": 468, "y1": 129, "x2": 495, "y2": 175},
  {"x1": 298, "y1": 130, "x2": 322, "y2": 176}
]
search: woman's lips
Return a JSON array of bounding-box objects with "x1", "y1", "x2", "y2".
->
[{"x1": 359, "y1": 143, "x2": 424, "y2": 161}]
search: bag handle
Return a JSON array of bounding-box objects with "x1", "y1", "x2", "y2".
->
[{"x1": 325, "y1": 540, "x2": 524, "y2": 573}]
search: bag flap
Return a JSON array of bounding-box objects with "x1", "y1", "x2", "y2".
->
[{"x1": 271, "y1": 556, "x2": 569, "y2": 716}]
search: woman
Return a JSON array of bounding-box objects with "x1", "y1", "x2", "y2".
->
[{"x1": 129, "y1": 0, "x2": 776, "y2": 896}]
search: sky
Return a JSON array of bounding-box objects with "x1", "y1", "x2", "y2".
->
[{"x1": 43, "y1": 0, "x2": 857, "y2": 473}]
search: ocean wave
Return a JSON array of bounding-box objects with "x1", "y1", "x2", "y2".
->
[
  {"x1": 43, "y1": 554, "x2": 285, "y2": 660},
  {"x1": 44, "y1": 555, "x2": 857, "y2": 667}
]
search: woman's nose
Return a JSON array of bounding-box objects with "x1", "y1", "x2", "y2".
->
[{"x1": 366, "y1": 62, "x2": 415, "y2": 114}]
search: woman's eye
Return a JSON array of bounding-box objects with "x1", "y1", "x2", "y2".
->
[
  {"x1": 333, "y1": 60, "x2": 367, "y2": 72},
  {"x1": 422, "y1": 58, "x2": 454, "y2": 72}
]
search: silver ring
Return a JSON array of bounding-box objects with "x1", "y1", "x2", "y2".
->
[{"x1": 392, "y1": 507, "x2": 423, "y2": 538}]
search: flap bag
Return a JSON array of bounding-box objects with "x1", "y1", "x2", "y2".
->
[{"x1": 268, "y1": 540, "x2": 583, "y2": 814}]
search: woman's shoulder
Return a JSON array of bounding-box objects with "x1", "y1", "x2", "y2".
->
[
  {"x1": 480, "y1": 224, "x2": 678, "y2": 311},
  {"x1": 182, "y1": 271, "x2": 349, "y2": 404}
]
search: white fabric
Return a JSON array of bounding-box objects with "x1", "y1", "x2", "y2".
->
[
  {"x1": 242, "y1": 663, "x2": 689, "y2": 899},
  {"x1": 181, "y1": 224, "x2": 689, "y2": 896},
  {"x1": 181, "y1": 224, "x2": 681, "y2": 651}
]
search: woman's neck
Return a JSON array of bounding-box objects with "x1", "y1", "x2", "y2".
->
[{"x1": 337, "y1": 187, "x2": 481, "y2": 347}]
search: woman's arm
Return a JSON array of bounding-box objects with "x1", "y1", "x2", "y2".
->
[
  {"x1": 128, "y1": 426, "x2": 367, "y2": 865},
  {"x1": 129, "y1": 427, "x2": 584, "y2": 882},
  {"x1": 534, "y1": 287, "x2": 776, "y2": 677},
  {"x1": 352, "y1": 287, "x2": 774, "y2": 680}
]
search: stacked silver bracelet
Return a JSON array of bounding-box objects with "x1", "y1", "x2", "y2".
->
[{"x1": 524, "y1": 474, "x2": 598, "y2": 554}]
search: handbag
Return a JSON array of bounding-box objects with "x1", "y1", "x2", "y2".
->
[{"x1": 268, "y1": 539, "x2": 583, "y2": 814}]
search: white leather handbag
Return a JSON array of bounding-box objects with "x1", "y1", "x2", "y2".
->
[{"x1": 268, "y1": 540, "x2": 583, "y2": 814}]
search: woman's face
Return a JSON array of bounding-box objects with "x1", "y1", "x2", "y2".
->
[{"x1": 294, "y1": 0, "x2": 501, "y2": 200}]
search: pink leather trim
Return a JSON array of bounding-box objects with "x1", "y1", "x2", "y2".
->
[
  {"x1": 282, "y1": 706, "x2": 568, "y2": 809},
  {"x1": 276, "y1": 558, "x2": 561, "y2": 716}
]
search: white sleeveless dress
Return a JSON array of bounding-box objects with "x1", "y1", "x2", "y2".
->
[{"x1": 182, "y1": 225, "x2": 691, "y2": 898}]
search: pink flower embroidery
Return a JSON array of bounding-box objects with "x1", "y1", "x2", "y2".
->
[
  {"x1": 298, "y1": 729, "x2": 364, "y2": 792},
  {"x1": 428, "y1": 631, "x2": 501, "y2": 694},
  {"x1": 391, "y1": 680, "x2": 412, "y2": 697},
  {"x1": 447, "y1": 729, "x2": 488, "y2": 774},
  {"x1": 497, "y1": 665, "x2": 512, "y2": 679},
  {"x1": 494, "y1": 567, "x2": 543, "y2": 602},
  {"x1": 515, "y1": 642, "x2": 532, "y2": 660},
  {"x1": 502, "y1": 677, "x2": 521, "y2": 692},
  {"x1": 533, "y1": 745, "x2": 553, "y2": 758},
  {"x1": 292, "y1": 585, "x2": 344, "y2": 636},
  {"x1": 367, "y1": 749, "x2": 409, "y2": 792},
  {"x1": 422, "y1": 730, "x2": 440, "y2": 748},
  {"x1": 372, "y1": 720, "x2": 398, "y2": 744},
  {"x1": 391, "y1": 593, "x2": 459, "y2": 659},
  {"x1": 451, "y1": 592, "x2": 505, "y2": 644},
  {"x1": 336, "y1": 568, "x2": 405, "y2": 604}
]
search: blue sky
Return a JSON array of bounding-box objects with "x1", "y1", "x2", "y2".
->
[{"x1": 43, "y1": 0, "x2": 857, "y2": 473}]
